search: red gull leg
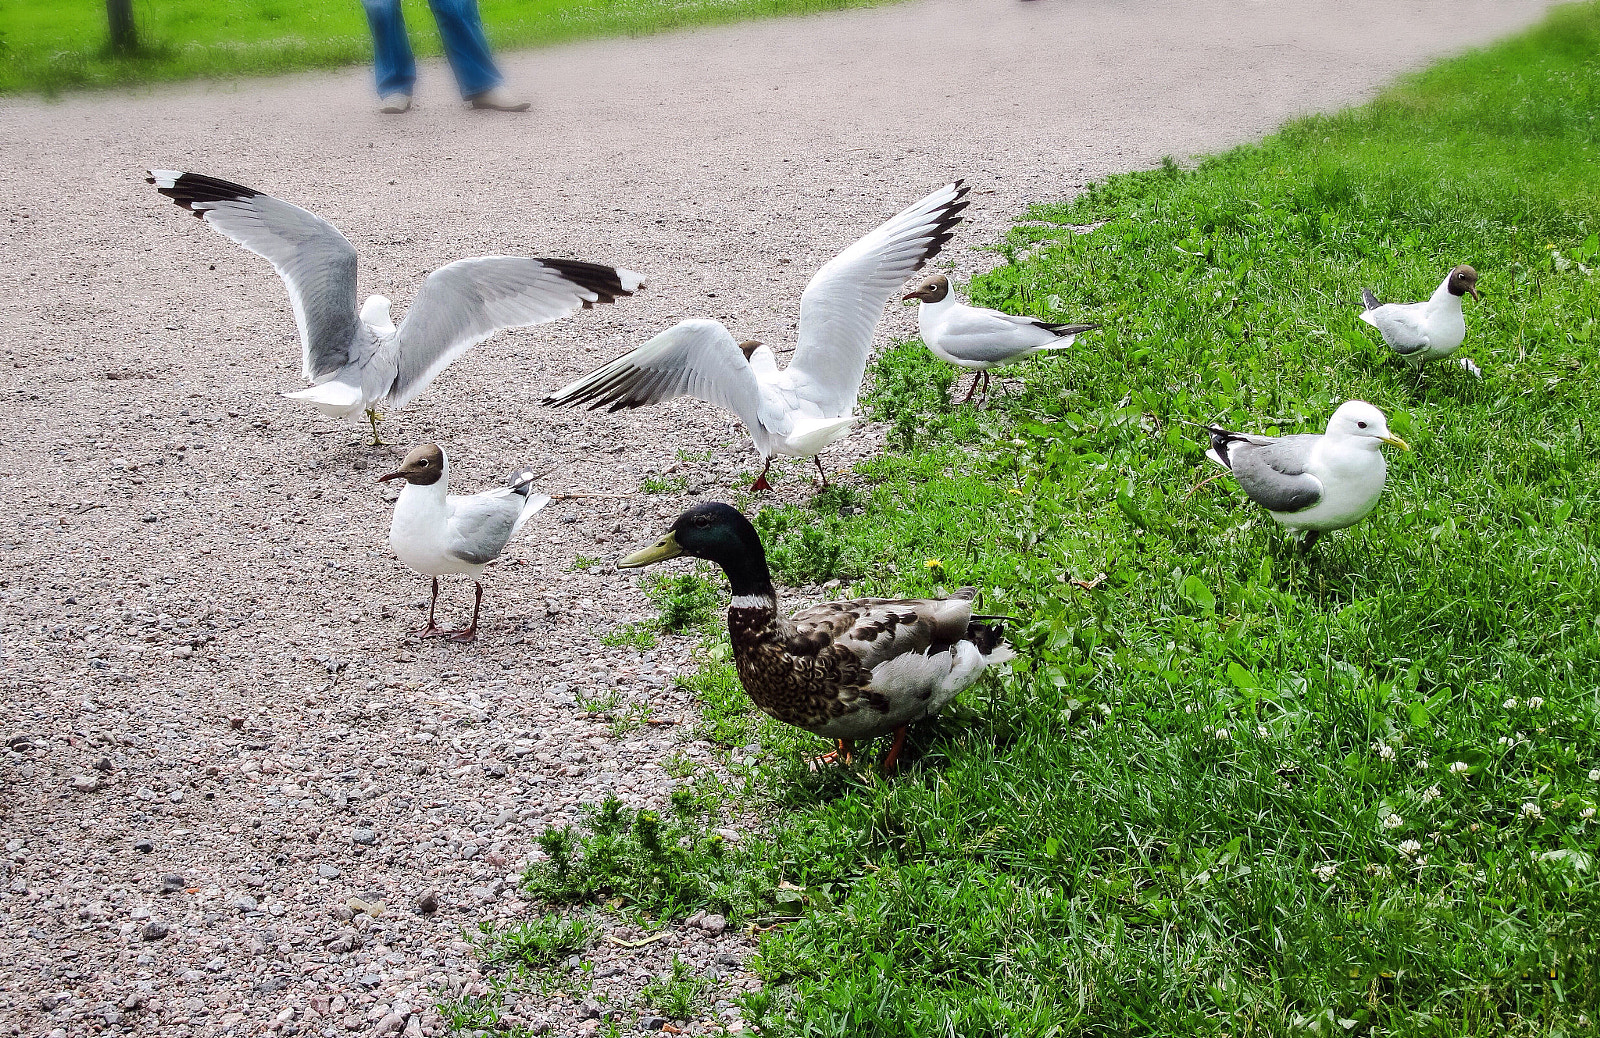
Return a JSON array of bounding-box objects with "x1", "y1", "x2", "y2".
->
[
  {"x1": 750, "y1": 458, "x2": 773, "y2": 493},
  {"x1": 880, "y1": 726, "x2": 908, "y2": 774},
  {"x1": 410, "y1": 577, "x2": 448, "y2": 638},
  {"x1": 447, "y1": 582, "x2": 483, "y2": 643}
]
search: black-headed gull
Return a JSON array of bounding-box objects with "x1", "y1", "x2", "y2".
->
[
  {"x1": 1204, "y1": 401, "x2": 1410, "y2": 551},
  {"x1": 541, "y1": 182, "x2": 971, "y2": 491},
  {"x1": 902, "y1": 274, "x2": 1099, "y2": 403},
  {"x1": 1359, "y1": 265, "x2": 1480, "y2": 380},
  {"x1": 377, "y1": 444, "x2": 549, "y2": 642},
  {"x1": 148, "y1": 170, "x2": 644, "y2": 443}
]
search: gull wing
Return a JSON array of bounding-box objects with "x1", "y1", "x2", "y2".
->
[
  {"x1": 1210, "y1": 430, "x2": 1324, "y2": 514},
  {"x1": 149, "y1": 170, "x2": 359, "y2": 381},
  {"x1": 388, "y1": 257, "x2": 643, "y2": 408},
  {"x1": 784, "y1": 182, "x2": 970, "y2": 415},
  {"x1": 1361, "y1": 301, "x2": 1431, "y2": 355},
  {"x1": 540, "y1": 318, "x2": 767, "y2": 437},
  {"x1": 444, "y1": 492, "x2": 525, "y2": 565}
]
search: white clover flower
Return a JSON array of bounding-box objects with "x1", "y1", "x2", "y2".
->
[
  {"x1": 1382, "y1": 812, "x2": 1403, "y2": 830},
  {"x1": 1497, "y1": 736, "x2": 1512, "y2": 747},
  {"x1": 1421, "y1": 785, "x2": 1442, "y2": 804},
  {"x1": 1450, "y1": 761, "x2": 1470, "y2": 776},
  {"x1": 1184, "y1": 704, "x2": 1194, "y2": 714},
  {"x1": 1589, "y1": 769, "x2": 1599, "y2": 783},
  {"x1": 1378, "y1": 744, "x2": 1397, "y2": 761},
  {"x1": 1415, "y1": 757, "x2": 1430, "y2": 771},
  {"x1": 1365, "y1": 863, "x2": 1392, "y2": 879},
  {"x1": 1414, "y1": 854, "x2": 1428, "y2": 867},
  {"x1": 1521, "y1": 802, "x2": 1543, "y2": 821},
  {"x1": 1313, "y1": 862, "x2": 1338, "y2": 882},
  {"x1": 1398, "y1": 839, "x2": 1422, "y2": 858},
  {"x1": 1098, "y1": 703, "x2": 1113, "y2": 717},
  {"x1": 1503, "y1": 698, "x2": 1517, "y2": 710},
  {"x1": 1257, "y1": 725, "x2": 1269, "y2": 739},
  {"x1": 1582, "y1": 808, "x2": 1596, "y2": 821},
  {"x1": 1527, "y1": 696, "x2": 1544, "y2": 709},
  {"x1": 1213, "y1": 727, "x2": 1230, "y2": 741}
]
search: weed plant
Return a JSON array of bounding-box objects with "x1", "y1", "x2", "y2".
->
[{"x1": 474, "y1": 6, "x2": 1600, "y2": 1035}]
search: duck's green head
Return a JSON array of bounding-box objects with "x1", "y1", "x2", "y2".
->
[{"x1": 619, "y1": 502, "x2": 771, "y2": 594}]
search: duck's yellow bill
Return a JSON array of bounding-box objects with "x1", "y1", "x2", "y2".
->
[
  {"x1": 620, "y1": 530, "x2": 683, "y2": 568},
  {"x1": 1382, "y1": 433, "x2": 1411, "y2": 451}
]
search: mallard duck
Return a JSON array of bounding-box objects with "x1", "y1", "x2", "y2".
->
[
  {"x1": 1204, "y1": 401, "x2": 1409, "y2": 551},
  {"x1": 619, "y1": 502, "x2": 1014, "y2": 770}
]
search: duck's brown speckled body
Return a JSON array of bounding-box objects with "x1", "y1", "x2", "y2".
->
[{"x1": 621, "y1": 503, "x2": 1014, "y2": 769}]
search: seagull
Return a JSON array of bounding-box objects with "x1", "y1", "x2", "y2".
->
[
  {"x1": 1359, "y1": 264, "x2": 1479, "y2": 381},
  {"x1": 1203, "y1": 401, "x2": 1410, "y2": 551},
  {"x1": 541, "y1": 182, "x2": 971, "y2": 491},
  {"x1": 903, "y1": 274, "x2": 1100, "y2": 403},
  {"x1": 377, "y1": 444, "x2": 549, "y2": 642},
  {"x1": 147, "y1": 170, "x2": 644, "y2": 444}
]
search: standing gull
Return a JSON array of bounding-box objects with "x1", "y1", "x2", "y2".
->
[
  {"x1": 1204, "y1": 400, "x2": 1410, "y2": 551},
  {"x1": 1359, "y1": 264, "x2": 1480, "y2": 380},
  {"x1": 542, "y1": 182, "x2": 970, "y2": 490},
  {"x1": 903, "y1": 273, "x2": 1100, "y2": 403},
  {"x1": 378, "y1": 444, "x2": 549, "y2": 642},
  {"x1": 148, "y1": 170, "x2": 644, "y2": 443}
]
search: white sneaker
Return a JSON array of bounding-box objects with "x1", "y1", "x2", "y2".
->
[
  {"x1": 379, "y1": 93, "x2": 412, "y2": 114},
  {"x1": 467, "y1": 87, "x2": 530, "y2": 112}
]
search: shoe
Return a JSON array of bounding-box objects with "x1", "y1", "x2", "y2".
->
[
  {"x1": 467, "y1": 87, "x2": 530, "y2": 112},
  {"x1": 379, "y1": 93, "x2": 412, "y2": 114}
]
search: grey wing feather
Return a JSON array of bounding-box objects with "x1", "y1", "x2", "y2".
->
[
  {"x1": 1362, "y1": 301, "x2": 1430, "y2": 354},
  {"x1": 785, "y1": 182, "x2": 970, "y2": 415},
  {"x1": 388, "y1": 257, "x2": 643, "y2": 408},
  {"x1": 445, "y1": 493, "x2": 525, "y2": 565},
  {"x1": 148, "y1": 171, "x2": 359, "y2": 381},
  {"x1": 540, "y1": 319, "x2": 767, "y2": 435},
  {"x1": 1223, "y1": 434, "x2": 1324, "y2": 513}
]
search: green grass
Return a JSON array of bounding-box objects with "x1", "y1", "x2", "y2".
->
[
  {"x1": 0, "y1": 0, "x2": 894, "y2": 95},
  {"x1": 463, "y1": 5, "x2": 1600, "y2": 1035}
]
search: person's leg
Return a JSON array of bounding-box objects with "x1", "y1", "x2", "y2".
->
[
  {"x1": 360, "y1": 0, "x2": 417, "y2": 99},
  {"x1": 426, "y1": 0, "x2": 504, "y2": 99}
]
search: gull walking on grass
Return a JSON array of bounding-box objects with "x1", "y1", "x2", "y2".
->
[
  {"x1": 1204, "y1": 401, "x2": 1410, "y2": 551},
  {"x1": 903, "y1": 273, "x2": 1099, "y2": 403},
  {"x1": 542, "y1": 182, "x2": 970, "y2": 490},
  {"x1": 1360, "y1": 264, "x2": 1480, "y2": 381},
  {"x1": 378, "y1": 444, "x2": 549, "y2": 642},
  {"x1": 148, "y1": 171, "x2": 643, "y2": 443}
]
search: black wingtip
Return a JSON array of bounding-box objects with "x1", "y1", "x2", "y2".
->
[
  {"x1": 536, "y1": 258, "x2": 639, "y2": 307},
  {"x1": 909, "y1": 180, "x2": 973, "y2": 274},
  {"x1": 1207, "y1": 427, "x2": 1240, "y2": 468},
  {"x1": 1361, "y1": 288, "x2": 1382, "y2": 311},
  {"x1": 148, "y1": 171, "x2": 262, "y2": 221}
]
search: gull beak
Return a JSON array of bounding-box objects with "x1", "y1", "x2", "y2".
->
[
  {"x1": 619, "y1": 530, "x2": 684, "y2": 569},
  {"x1": 901, "y1": 290, "x2": 920, "y2": 302},
  {"x1": 1469, "y1": 287, "x2": 1481, "y2": 302},
  {"x1": 376, "y1": 470, "x2": 406, "y2": 483},
  {"x1": 1381, "y1": 433, "x2": 1411, "y2": 451}
]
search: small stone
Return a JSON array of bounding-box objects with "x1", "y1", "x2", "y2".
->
[
  {"x1": 159, "y1": 874, "x2": 187, "y2": 894},
  {"x1": 373, "y1": 1012, "x2": 404, "y2": 1036},
  {"x1": 231, "y1": 894, "x2": 259, "y2": 913},
  {"x1": 254, "y1": 976, "x2": 289, "y2": 993},
  {"x1": 351, "y1": 828, "x2": 377, "y2": 846},
  {"x1": 94, "y1": 757, "x2": 113, "y2": 773},
  {"x1": 229, "y1": 717, "x2": 245, "y2": 730},
  {"x1": 141, "y1": 921, "x2": 169, "y2": 941},
  {"x1": 639, "y1": 1016, "x2": 669, "y2": 1031},
  {"x1": 71, "y1": 774, "x2": 100, "y2": 792},
  {"x1": 357, "y1": 973, "x2": 381, "y2": 989},
  {"x1": 326, "y1": 933, "x2": 358, "y2": 954},
  {"x1": 133, "y1": 839, "x2": 154, "y2": 853},
  {"x1": 580, "y1": 999, "x2": 602, "y2": 1020},
  {"x1": 317, "y1": 864, "x2": 342, "y2": 879},
  {"x1": 415, "y1": 891, "x2": 438, "y2": 916},
  {"x1": 699, "y1": 914, "x2": 727, "y2": 935},
  {"x1": 346, "y1": 897, "x2": 384, "y2": 917},
  {"x1": 459, "y1": 843, "x2": 480, "y2": 859}
]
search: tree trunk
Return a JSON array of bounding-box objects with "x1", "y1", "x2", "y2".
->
[{"x1": 106, "y1": 0, "x2": 138, "y2": 55}]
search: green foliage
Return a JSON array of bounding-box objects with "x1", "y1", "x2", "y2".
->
[
  {"x1": 0, "y1": 0, "x2": 899, "y2": 95},
  {"x1": 471, "y1": 914, "x2": 597, "y2": 972},
  {"x1": 646, "y1": 571, "x2": 724, "y2": 634},
  {"x1": 509, "y1": 8, "x2": 1600, "y2": 1036},
  {"x1": 598, "y1": 621, "x2": 657, "y2": 650},
  {"x1": 640, "y1": 955, "x2": 715, "y2": 1020}
]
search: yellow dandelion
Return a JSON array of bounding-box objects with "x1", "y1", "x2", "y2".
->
[{"x1": 925, "y1": 559, "x2": 944, "y2": 570}]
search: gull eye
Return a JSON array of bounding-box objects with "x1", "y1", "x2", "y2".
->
[{"x1": 1357, "y1": 421, "x2": 1368, "y2": 429}]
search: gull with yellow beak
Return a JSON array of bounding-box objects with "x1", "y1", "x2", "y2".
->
[{"x1": 1204, "y1": 401, "x2": 1410, "y2": 551}]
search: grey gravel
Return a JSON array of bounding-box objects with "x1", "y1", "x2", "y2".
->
[{"x1": 0, "y1": 0, "x2": 1556, "y2": 1034}]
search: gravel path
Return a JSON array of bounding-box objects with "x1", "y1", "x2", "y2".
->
[{"x1": 0, "y1": 0, "x2": 1558, "y2": 1034}]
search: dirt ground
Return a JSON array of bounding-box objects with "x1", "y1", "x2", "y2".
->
[{"x1": 0, "y1": 0, "x2": 1558, "y2": 1034}]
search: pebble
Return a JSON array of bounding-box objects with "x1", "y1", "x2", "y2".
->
[
  {"x1": 141, "y1": 921, "x2": 169, "y2": 941},
  {"x1": 158, "y1": 873, "x2": 187, "y2": 894},
  {"x1": 415, "y1": 891, "x2": 439, "y2": 915}
]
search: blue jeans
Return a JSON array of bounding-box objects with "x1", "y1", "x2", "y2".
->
[{"x1": 360, "y1": 0, "x2": 504, "y2": 99}]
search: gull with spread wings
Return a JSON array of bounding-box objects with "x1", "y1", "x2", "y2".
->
[
  {"x1": 541, "y1": 182, "x2": 970, "y2": 490},
  {"x1": 148, "y1": 170, "x2": 643, "y2": 444}
]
